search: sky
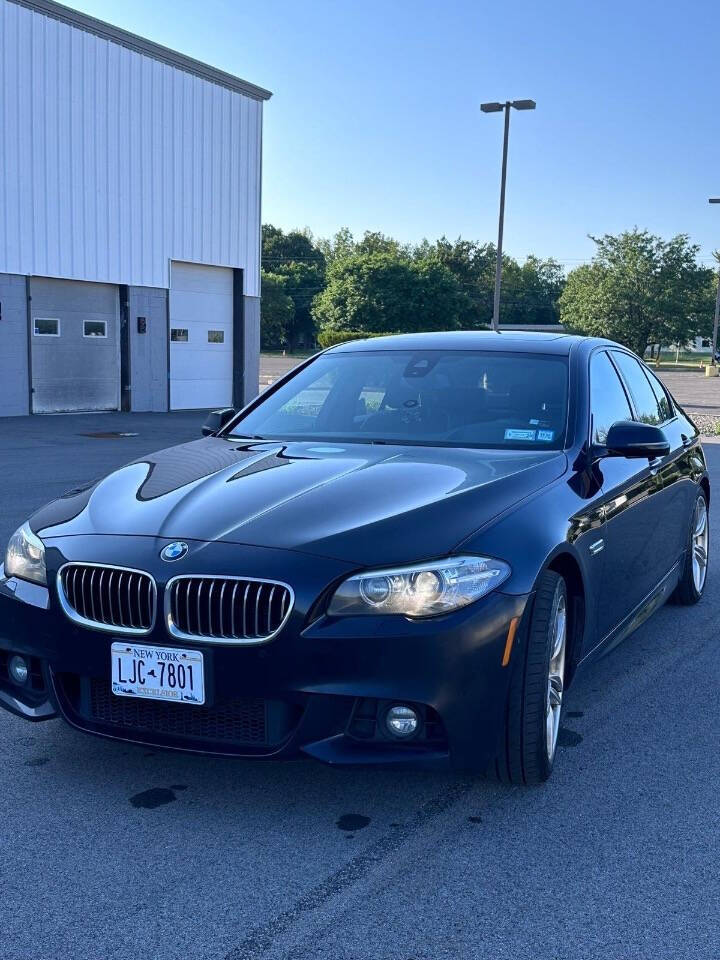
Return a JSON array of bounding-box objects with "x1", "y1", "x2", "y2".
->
[{"x1": 72, "y1": 0, "x2": 720, "y2": 268}]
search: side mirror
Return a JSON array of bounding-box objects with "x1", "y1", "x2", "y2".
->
[
  {"x1": 603, "y1": 420, "x2": 670, "y2": 460},
  {"x1": 201, "y1": 408, "x2": 236, "y2": 437}
]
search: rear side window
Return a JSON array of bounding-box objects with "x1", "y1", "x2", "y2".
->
[
  {"x1": 642, "y1": 366, "x2": 674, "y2": 422},
  {"x1": 590, "y1": 351, "x2": 632, "y2": 444},
  {"x1": 611, "y1": 351, "x2": 662, "y2": 425}
]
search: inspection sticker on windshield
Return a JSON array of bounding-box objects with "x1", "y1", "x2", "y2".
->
[
  {"x1": 505, "y1": 429, "x2": 536, "y2": 441},
  {"x1": 537, "y1": 429, "x2": 554, "y2": 442}
]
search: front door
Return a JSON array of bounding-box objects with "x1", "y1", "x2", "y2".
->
[{"x1": 589, "y1": 349, "x2": 668, "y2": 639}]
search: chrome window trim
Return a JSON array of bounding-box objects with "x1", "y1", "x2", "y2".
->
[
  {"x1": 164, "y1": 574, "x2": 295, "y2": 646},
  {"x1": 56, "y1": 562, "x2": 157, "y2": 636}
]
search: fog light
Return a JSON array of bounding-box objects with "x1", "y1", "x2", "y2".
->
[
  {"x1": 8, "y1": 655, "x2": 29, "y2": 686},
  {"x1": 386, "y1": 704, "x2": 419, "y2": 738}
]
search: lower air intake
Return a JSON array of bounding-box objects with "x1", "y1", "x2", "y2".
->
[{"x1": 90, "y1": 678, "x2": 269, "y2": 745}]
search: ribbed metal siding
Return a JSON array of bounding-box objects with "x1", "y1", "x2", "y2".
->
[
  {"x1": 59, "y1": 563, "x2": 156, "y2": 632},
  {"x1": 166, "y1": 577, "x2": 293, "y2": 643},
  {"x1": 0, "y1": 0, "x2": 262, "y2": 295}
]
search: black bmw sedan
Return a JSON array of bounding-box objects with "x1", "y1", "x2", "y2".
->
[{"x1": 0, "y1": 332, "x2": 709, "y2": 783}]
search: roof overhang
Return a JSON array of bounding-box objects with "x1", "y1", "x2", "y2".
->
[{"x1": 10, "y1": 0, "x2": 273, "y2": 101}]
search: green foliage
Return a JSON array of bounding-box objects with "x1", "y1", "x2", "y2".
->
[
  {"x1": 317, "y1": 228, "x2": 412, "y2": 263},
  {"x1": 262, "y1": 225, "x2": 326, "y2": 349},
  {"x1": 312, "y1": 252, "x2": 467, "y2": 342},
  {"x1": 260, "y1": 271, "x2": 294, "y2": 350},
  {"x1": 504, "y1": 256, "x2": 566, "y2": 326},
  {"x1": 560, "y1": 230, "x2": 715, "y2": 357},
  {"x1": 413, "y1": 238, "x2": 564, "y2": 327},
  {"x1": 415, "y1": 237, "x2": 495, "y2": 327},
  {"x1": 262, "y1": 224, "x2": 713, "y2": 354},
  {"x1": 316, "y1": 328, "x2": 391, "y2": 348}
]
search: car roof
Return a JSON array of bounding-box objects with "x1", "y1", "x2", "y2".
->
[{"x1": 327, "y1": 330, "x2": 590, "y2": 356}]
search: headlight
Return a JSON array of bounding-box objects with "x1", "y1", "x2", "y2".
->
[
  {"x1": 327, "y1": 555, "x2": 511, "y2": 619},
  {"x1": 4, "y1": 522, "x2": 47, "y2": 585}
]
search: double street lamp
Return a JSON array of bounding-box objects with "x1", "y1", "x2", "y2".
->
[{"x1": 481, "y1": 99, "x2": 536, "y2": 331}]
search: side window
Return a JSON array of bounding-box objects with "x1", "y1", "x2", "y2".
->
[
  {"x1": 272, "y1": 367, "x2": 339, "y2": 424},
  {"x1": 590, "y1": 351, "x2": 633, "y2": 444},
  {"x1": 611, "y1": 351, "x2": 662, "y2": 425},
  {"x1": 642, "y1": 366, "x2": 673, "y2": 422}
]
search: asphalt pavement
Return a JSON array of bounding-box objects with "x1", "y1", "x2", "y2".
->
[{"x1": 0, "y1": 412, "x2": 718, "y2": 960}]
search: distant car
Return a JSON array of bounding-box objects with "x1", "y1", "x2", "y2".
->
[{"x1": 0, "y1": 332, "x2": 709, "y2": 783}]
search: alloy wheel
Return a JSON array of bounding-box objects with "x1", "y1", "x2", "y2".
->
[
  {"x1": 692, "y1": 496, "x2": 709, "y2": 594},
  {"x1": 546, "y1": 592, "x2": 566, "y2": 762}
]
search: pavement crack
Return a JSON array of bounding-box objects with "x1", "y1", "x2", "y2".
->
[{"x1": 221, "y1": 778, "x2": 472, "y2": 960}]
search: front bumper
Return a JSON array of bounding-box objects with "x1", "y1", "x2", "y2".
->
[{"x1": 0, "y1": 537, "x2": 531, "y2": 770}]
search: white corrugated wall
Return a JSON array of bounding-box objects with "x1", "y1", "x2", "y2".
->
[{"x1": 0, "y1": 0, "x2": 263, "y2": 295}]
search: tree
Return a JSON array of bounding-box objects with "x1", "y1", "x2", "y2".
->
[
  {"x1": 502, "y1": 256, "x2": 566, "y2": 326},
  {"x1": 415, "y1": 237, "x2": 495, "y2": 327},
  {"x1": 413, "y1": 237, "x2": 564, "y2": 327},
  {"x1": 317, "y1": 228, "x2": 412, "y2": 263},
  {"x1": 262, "y1": 225, "x2": 326, "y2": 349},
  {"x1": 559, "y1": 230, "x2": 715, "y2": 357},
  {"x1": 316, "y1": 227, "x2": 356, "y2": 264},
  {"x1": 260, "y1": 271, "x2": 294, "y2": 350},
  {"x1": 312, "y1": 251, "x2": 468, "y2": 341}
]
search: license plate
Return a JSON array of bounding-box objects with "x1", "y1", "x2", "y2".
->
[{"x1": 110, "y1": 642, "x2": 205, "y2": 705}]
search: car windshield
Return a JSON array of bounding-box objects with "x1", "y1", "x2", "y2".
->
[{"x1": 228, "y1": 350, "x2": 569, "y2": 450}]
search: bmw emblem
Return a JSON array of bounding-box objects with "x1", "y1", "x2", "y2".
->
[{"x1": 161, "y1": 541, "x2": 188, "y2": 562}]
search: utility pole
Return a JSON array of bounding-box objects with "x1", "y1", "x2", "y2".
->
[{"x1": 708, "y1": 200, "x2": 720, "y2": 375}]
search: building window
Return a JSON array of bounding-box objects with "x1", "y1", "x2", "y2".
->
[
  {"x1": 208, "y1": 330, "x2": 225, "y2": 344},
  {"x1": 171, "y1": 328, "x2": 189, "y2": 342},
  {"x1": 34, "y1": 317, "x2": 60, "y2": 337},
  {"x1": 84, "y1": 320, "x2": 107, "y2": 338}
]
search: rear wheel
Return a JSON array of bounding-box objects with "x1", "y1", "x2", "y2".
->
[
  {"x1": 493, "y1": 570, "x2": 567, "y2": 785},
  {"x1": 672, "y1": 490, "x2": 709, "y2": 605}
]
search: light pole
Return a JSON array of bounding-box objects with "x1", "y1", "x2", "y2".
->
[
  {"x1": 481, "y1": 99, "x2": 536, "y2": 331},
  {"x1": 709, "y1": 199, "x2": 720, "y2": 370}
]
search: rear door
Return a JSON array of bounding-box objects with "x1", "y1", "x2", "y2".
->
[{"x1": 611, "y1": 351, "x2": 693, "y2": 569}]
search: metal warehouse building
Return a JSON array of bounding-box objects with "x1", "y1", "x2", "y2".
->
[{"x1": 0, "y1": 0, "x2": 270, "y2": 417}]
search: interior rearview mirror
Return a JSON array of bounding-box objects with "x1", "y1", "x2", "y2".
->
[
  {"x1": 202, "y1": 407, "x2": 236, "y2": 437},
  {"x1": 603, "y1": 420, "x2": 670, "y2": 460}
]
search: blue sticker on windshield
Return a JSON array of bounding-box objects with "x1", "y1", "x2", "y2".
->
[
  {"x1": 537, "y1": 429, "x2": 554, "y2": 442},
  {"x1": 505, "y1": 429, "x2": 536, "y2": 441}
]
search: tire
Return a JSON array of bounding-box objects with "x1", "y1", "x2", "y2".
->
[
  {"x1": 672, "y1": 489, "x2": 709, "y2": 606},
  {"x1": 493, "y1": 570, "x2": 567, "y2": 785}
]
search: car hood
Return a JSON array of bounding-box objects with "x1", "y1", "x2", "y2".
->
[{"x1": 32, "y1": 437, "x2": 567, "y2": 566}]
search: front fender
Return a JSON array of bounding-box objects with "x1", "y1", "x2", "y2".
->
[{"x1": 457, "y1": 471, "x2": 604, "y2": 662}]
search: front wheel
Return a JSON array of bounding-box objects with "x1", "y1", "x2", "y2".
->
[
  {"x1": 672, "y1": 489, "x2": 709, "y2": 605},
  {"x1": 493, "y1": 570, "x2": 567, "y2": 785}
]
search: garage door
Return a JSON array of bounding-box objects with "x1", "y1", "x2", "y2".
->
[
  {"x1": 169, "y1": 262, "x2": 234, "y2": 410},
  {"x1": 30, "y1": 278, "x2": 120, "y2": 413}
]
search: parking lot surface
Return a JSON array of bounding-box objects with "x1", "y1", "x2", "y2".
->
[{"x1": 0, "y1": 413, "x2": 718, "y2": 960}]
